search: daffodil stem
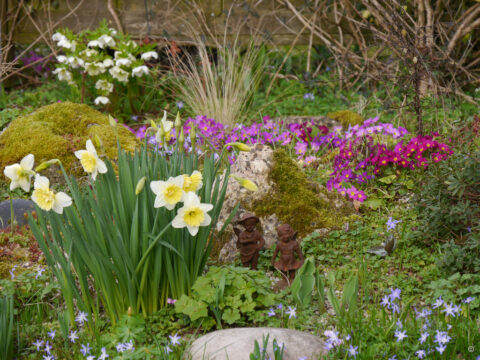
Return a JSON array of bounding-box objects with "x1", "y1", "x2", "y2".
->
[{"x1": 9, "y1": 191, "x2": 14, "y2": 237}]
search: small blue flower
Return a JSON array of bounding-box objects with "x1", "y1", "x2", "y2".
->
[
  {"x1": 80, "y1": 343, "x2": 91, "y2": 356},
  {"x1": 47, "y1": 330, "x2": 56, "y2": 339},
  {"x1": 176, "y1": 101, "x2": 184, "y2": 109},
  {"x1": 303, "y1": 93, "x2": 315, "y2": 100},
  {"x1": 267, "y1": 308, "x2": 275, "y2": 317}
]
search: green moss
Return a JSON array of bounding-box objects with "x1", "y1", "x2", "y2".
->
[
  {"x1": 327, "y1": 110, "x2": 364, "y2": 128},
  {"x1": 0, "y1": 102, "x2": 137, "y2": 176},
  {"x1": 250, "y1": 149, "x2": 353, "y2": 237}
]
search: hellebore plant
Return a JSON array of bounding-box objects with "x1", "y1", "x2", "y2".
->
[
  {"x1": 52, "y1": 20, "x2": 156, "y2": 108},
  {"x1": 17, "y1": 132, "x2": 232, "y2": 326}
]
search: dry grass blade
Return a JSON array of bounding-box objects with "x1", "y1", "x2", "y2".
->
[{"x1": 167, "y1": 9, "x2": 267, "y2": 126}]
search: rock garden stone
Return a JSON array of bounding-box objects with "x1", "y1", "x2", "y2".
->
[
  {"x1": 0, "y1": 199, "x2": 35, "y2": 229},
  {"x1": 188, "y1": 327, "x2": 327, "y2": 360},
  {"x1": 217, "y1": 145, "x2": 355, "y2": 264}
]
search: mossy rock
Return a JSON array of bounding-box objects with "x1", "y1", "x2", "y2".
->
[
  {"x1": 327, "y1": 110, "x2": 364, "y2": 128},
  {"x1": 249, "y1": 149, "x2": 354, "y2": 237},
  {"x1": 0, "y1": 102, "x2": 137, "y2": 176}
]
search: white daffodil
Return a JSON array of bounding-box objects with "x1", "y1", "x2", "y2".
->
[
  {"x1": 102, "y1": 58, "x2": 114, "y2": 68},
  {"x1": 94, "y1": 96, "x2": 110, "y2": 105},
  {"x1": 109, "y1": 66, "x2": 129, "y2": 82},
  {"x1": 98, "y1": 34, "x2": 115, "y2": 47},
  {"x1": 126, "y1": 40, "x2": 137, "y2": 48},
  {"x1": 172, "y1": 192, "x2": 213, "y2": 236},
  {"x1": 95, "y1": 79, "x2": 114, "y2": 93},
  {"x1": 84, "y1": 62, "x2": 106, "y2": 76},
  {"x1": 52, "y1": 68, "x2": 73, "y2": 82},
  {"x1": 183, "y1": 171, "x2": 203, "y2": 192},
  {"x1": 132, "y1": 65, "x2": 149, "y2": 77},
  {"x1": 141, "y1": 51, "x2": 158, "y2": 61},
  {"x1": 31, "y1": 175, "x2": 72, "y2": 214},
  {"x1": 74, "y1": 139, "x2": 107, "y2": 180},
  {"x1": 67, "y1": 56, "x2": 84, "y2": 68},
  {"x1": 155, "y1": 111, "x2": 174, "y2": 143},
  {"x1": 109, "y1": 28, "x2": 118, "y2": 36},
  {"x1": 56, "y1": 55, "x2": 68, "y2": 63},
  {"x1": 150, "y1": 175, "x2": 184, "y2": 210},
  {"x1": 3, "y1": 154, "x2": 35, "y2": 192},
  {"x1": 52, "y1": 32, "x2": 66, "y2": 43}
]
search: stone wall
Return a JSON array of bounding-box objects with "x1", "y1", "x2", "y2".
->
[{"x1": 5, "y1": 0, "x2": 318, "y2": 46}]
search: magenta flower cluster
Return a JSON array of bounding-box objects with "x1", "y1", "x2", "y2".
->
[
  {"x1": 327, "y1": 117, "x2": 452, "y2": 202},
  {"x1": 127, "y1": 114, "x2": 452, "y2": 202}
]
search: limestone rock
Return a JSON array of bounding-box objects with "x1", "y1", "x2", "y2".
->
[
  {"x1": 217, "y1": 144, "x2": 279, "y2": 263},
  {"x1": 188, "y1": 327, "x2": 327, "y2": 360}
]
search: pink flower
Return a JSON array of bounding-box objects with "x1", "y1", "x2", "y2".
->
[{"x1": 167, "y1": 298, "x2": 177, "y2": 304}]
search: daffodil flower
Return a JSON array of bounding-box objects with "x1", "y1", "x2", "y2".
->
[
  {"x1": 183, "y1": 170, "x2": 203, "y2": 192},
  {"x1": 150, "y1": 175, "x2": 184, "y2": 210},
  {"x1": 74, "y1": 140, "x2": 107, "y2": 180},
  {"x1": 172, "y1": 192, "x2": 213, "y2": 236},
  {"x1": 32, "y1": 175, "x2": 72, "y2": 214},
  {"x1": 4, "y1": 154, "x2": 35, "y2": 192}
]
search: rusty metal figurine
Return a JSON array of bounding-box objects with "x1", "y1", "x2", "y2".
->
[
  {"x1": 271, "y1": 224, "x2": 304, "y2": 282},
  {"x1": 234, "y1": 213, "x2": 265, "y2": 270}
]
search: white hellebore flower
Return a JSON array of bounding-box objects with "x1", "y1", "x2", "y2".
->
[
  {"x1": 81, "y1": 49, "x2": 98, "y2": 59},
  {"x1": 58, "y1": 38, "x2": 76, "y2": 51},
  {"x1": 115, "y1": 57, "x2": 133, "y2": 67},
  {"x1": 141, "y1": 51, "x2": 158, "y2": 61},
  {"x1": 94, "y1": 96, "x2": 110, "y2": 105},
  {"x1": 102, "y1": 58, "x2": 114, "y2": 68},
  {"x1": 53, "y1": 68, "x2": 73, "y2": 82},
  {"x1": 74, "y1": 139, "x2": 107, "y2": 180},
  {"x1": 95, "y1": 79, "x2": 114, "y2": 93},
  {"x1": 150, "y1": 175, "x2": 184, "y2": 210},
  {"x1": 87, "y1": 40, "x2": 102, "y2": 48},
  {"x1": 32, "y1": 175, "x2": 72, "y2": 214},
  {"x1": 172, "y1": 192, "x2": 213, "y2": 236},
  {"x1": 56, "y1": 55, "x2": 68, "y2": 63},
  {"x1": 52, "y1": 32, "x2": 66, "y2": 43},
  {"x1": 109, "y1": 66, "x2": 129, "y2": 82},
  {"x1": 84, "y1": 62, "x2": 106, "y2": 76},
  {"x1": 132, "y1": 65, "x2": 149, "y2": 77},
  {"x1": 4, "y1": 154, "x2": 35, "y2": 192},
  {"x1": 98, "y1": 34, "x2": 116, "y2": 47},
  {"x1": 67, "y1": 56, "x2": 84, "y2": 68}
]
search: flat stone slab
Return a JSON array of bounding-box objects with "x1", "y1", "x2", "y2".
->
[
  {"x1": 189, "y1": 327, "x2": 326, "y2": 360},
  {"x1": 0, "y1": 199, "x2": 35, "y2": 229}
]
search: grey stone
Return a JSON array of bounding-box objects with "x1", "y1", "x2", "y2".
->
[
  {"x1": 217, "y1": 144, "x2": 278, "y2": 263},
  {"x1": 0, "y1": 199, "x2": 35, "y2": 229},
  {"x1": 189, "y1": 327, "x2": 327, "y2": 360}
]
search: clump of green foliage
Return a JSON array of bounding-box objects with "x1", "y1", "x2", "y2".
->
[
  {"x1": 415, "y1": 150, "x2": 480, "y2": 274},
  {"x1": 174, "y1": 266, "x2": 277, "y2": 330},
  {"x1": 0, "y1": 102, "x2": 137, "y2": 176},
  {"x1": 251, "y1": 149, "x2": 353, "y2": 236},
  {"x1": 327, "y1": 110, "x2": 364, "y2": 128}
]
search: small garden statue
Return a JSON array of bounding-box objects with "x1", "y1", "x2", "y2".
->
[
  {"x1": 233, "y1": 213, "x2": 265, "y2": 270},
  {"x1": 271, "y1": 224, "x2": 304, "y2": 282}
]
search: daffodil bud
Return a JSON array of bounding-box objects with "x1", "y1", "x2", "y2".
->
[
  {"x1": 108, "y1": 114, "x2": 116, "y2": 128},
  {"x1": 178, "y1": 127, "x2": 185, "y2": 148},
  {"x1": 127, "y1": 306, "x2": 133, "y2": 316},
  {"x1": 175, "y1": 112, "x2": 181, "y2": 133},
  {"x1": 35, "y1": 159, "x2": 61, "y2": 172},
  {"x1": 190, "y1": 125, "x2": 196, "y2": 151},
  {"x1": 232, "y1": 175, "x2": 258, "y2": 192},
  {"x1": 150, "y1": 119, "x2": 158, "y2": 129},
  {"x1": 94, "y1": 135, "x2": 103, "y2": 150},
  {"x1": 225, "y1": 142, "x2": 251, "y2": 152},
  {"x1": 135, "y1": 176, "x2": 147, "y2": 195}
]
